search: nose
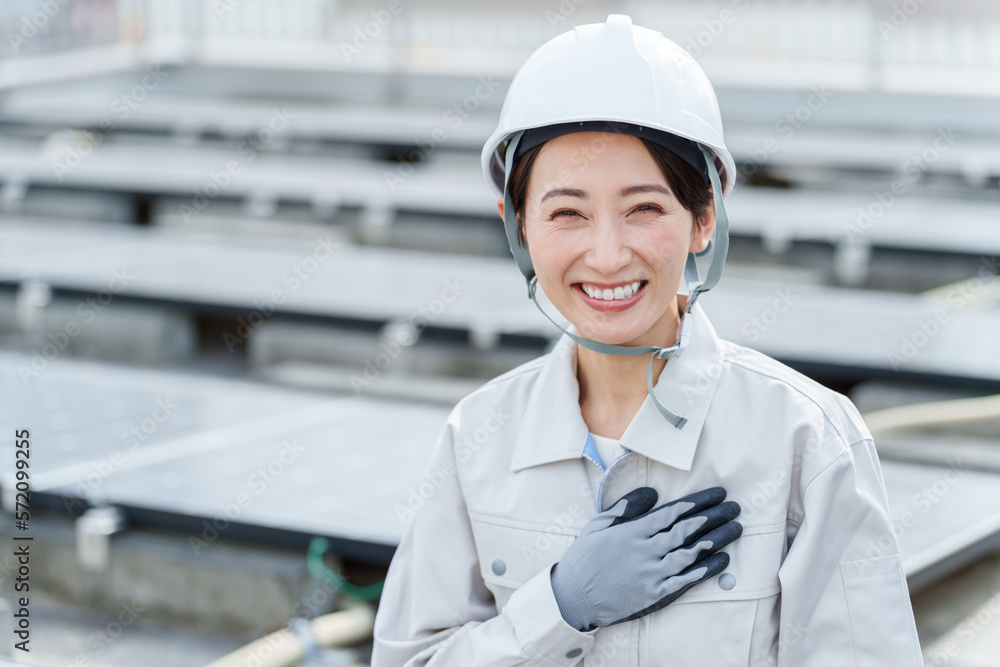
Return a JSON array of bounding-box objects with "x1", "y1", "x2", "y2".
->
[{"x1": 583, "y1": 214, "x2": 632, "y2": 276}]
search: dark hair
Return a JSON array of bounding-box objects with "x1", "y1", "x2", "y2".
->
[{"x1": 506, "y1": 135, "x2": 712, "y2": 249}]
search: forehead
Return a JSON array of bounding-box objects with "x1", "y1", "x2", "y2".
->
[{"x1": 528, "y1": 131, "x2": 664, "y2": 190}]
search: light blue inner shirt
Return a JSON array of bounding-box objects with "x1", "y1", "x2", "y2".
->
[
  {"x1": 584, "y1": 433, "x2": 632, "y2": 512},
  {"x1": 584, "y1": 432, "x2": 631, "y2": 473}
]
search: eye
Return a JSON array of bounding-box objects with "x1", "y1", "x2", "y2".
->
[
  {"x1": 551, "y1": 209, "x2": 581, "y2": 218},
  {"x1": 632, "y1": 203, "x2": 664, "y2": 214}
]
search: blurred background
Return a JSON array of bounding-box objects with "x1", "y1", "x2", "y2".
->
[{"x1": 0, "y1": 0, "x2": 999, "y2": 665}]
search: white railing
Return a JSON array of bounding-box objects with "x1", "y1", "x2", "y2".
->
[{"x1": 1, "y1": 0, "x2": 998, "y2": 94}]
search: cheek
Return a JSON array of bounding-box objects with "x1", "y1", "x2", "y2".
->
[
  {"x1": 525, "y1": 227, "x2": 577, "y2": 275},
  {"x1": 642, "y1": 226, "x2": 691, "y2": 264}
]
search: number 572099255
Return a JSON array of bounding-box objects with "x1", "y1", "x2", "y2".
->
[{"x1": 14, "y1": 429, "x2": 30, "y2": 526}]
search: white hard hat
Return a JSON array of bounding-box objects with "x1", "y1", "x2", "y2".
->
[{"x1": 481, "y1": 13, "x2": 735, "y2": 199}]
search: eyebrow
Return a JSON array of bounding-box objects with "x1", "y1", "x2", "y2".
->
[
  {"x1": 620, "y1": 183, "x2": 672, "y2": 198},
  {"x1": 539, "y1": 183, "x2": 672, "y2": 203},
  {"x1": 540, "y1": 187, "x2": 587, "y2": 203}
]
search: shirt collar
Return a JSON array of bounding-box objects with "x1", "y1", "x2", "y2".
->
[{"x1": 508, "y1": 302, "x2": 725, "y2": 473}]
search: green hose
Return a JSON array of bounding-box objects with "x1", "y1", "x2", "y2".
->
[{"x1": 307, "y1": 537, "x2": 385, "y2": 602}]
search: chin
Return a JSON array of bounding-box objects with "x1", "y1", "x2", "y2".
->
[{"x1": 574, "y1": 322, "x2": 649, "y2": 347}]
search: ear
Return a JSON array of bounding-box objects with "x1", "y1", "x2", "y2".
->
[
  {"x1": 496, "y1": 196, "x2": 504, "y2": 220},
  {"x1": 690, "y1": 188, "x2": 717, "y2": 254}
]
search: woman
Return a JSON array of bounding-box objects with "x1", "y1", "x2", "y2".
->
[{"x1": 372, "y1": 15, "x2": 923, "y2": 666}]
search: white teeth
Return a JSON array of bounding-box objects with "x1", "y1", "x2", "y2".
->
[{"x1": 581, "y1": 281, "x2": 644, "y2": 301}]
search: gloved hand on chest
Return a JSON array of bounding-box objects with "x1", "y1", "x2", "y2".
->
[{"x1": 550, "y1": 486, "x2": 743, "y2": 631}]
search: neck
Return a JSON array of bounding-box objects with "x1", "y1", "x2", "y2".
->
[{"x1": 576, "y1": 296, "x2": 689, "y2": 438}]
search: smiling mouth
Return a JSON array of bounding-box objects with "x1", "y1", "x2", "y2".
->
[{"x1": 576, "y1": 280, "x2": 647, "y2": 301}]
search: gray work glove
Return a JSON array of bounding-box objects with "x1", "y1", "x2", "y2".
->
[{"x1": 550, "y1": 486, "x2": 742, "y2": 631}]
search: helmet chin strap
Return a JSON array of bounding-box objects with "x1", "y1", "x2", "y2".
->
[
  {"x1": 501, "y1": 130, "x2": 730, "y2": 429},
  {"x1": 527, "y1": 275, "x2": 694, "y2": 428}
]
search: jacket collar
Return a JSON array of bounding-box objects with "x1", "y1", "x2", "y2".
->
[{"x1": 509, "y1": 302, "x2": 724, "y2": 473}]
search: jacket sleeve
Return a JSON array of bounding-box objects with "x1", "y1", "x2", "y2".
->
[
  {"x1": 776, "y1": 436, "x2": 924, "y2": 666},
  {"x1": 371, "y1": 418, "x2": 599, "y2": 667}
]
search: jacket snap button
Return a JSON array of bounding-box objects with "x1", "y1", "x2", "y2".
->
[
  {"x1": 566, "y1": 648, "x2": 583, "y2": 658},
  {"x1": 719, "y1": 573, "x2": 736, "y2": 590},
  {"x1": 491, "y1": 559, "x2": 506, "y2": 576}
]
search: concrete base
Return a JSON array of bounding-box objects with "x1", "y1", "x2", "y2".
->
[{"x1": 0, "y1": 512, "x2": 345, "y2": 639}]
